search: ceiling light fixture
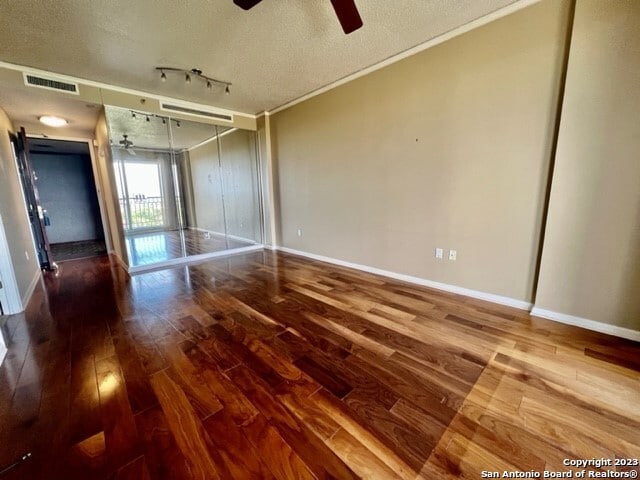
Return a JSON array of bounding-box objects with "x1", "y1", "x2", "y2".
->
[
  {"x1": 155, "y1": 67, "x2": 231, "y2": 95},
  {"x1": 39, "y1": 115, "x2": 67, "y2": 127},
  {"x1": 128, "y1": 110, "x2": 183, "y2": 129}
]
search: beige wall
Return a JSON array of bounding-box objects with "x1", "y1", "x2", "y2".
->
[
  {"x1": 188, "y1": 138, "x2": 230, "y2": 235},
  {"x1": 219, "y1": 129, "x2": 261, "y2": 242},
  {"x1": 257, "y1": 115, "x2": 279, "y2": 247},
  {"x1": 535, "y1": 1, "x2": 640, "y2": 330},
  {"x1": 0, "y1": 107, "x2": 39, "y2": 301},
  {"x1": 94, "y1": 110, "x2": 128, "y2": 265},
  {"x1": 188, "y1": 129, "x2": 261, "y2": 243},
  {"x1": 271, "y1": 0, "x2": 571, "y2": 302}
]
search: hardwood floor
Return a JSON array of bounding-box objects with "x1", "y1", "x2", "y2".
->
[
  {"x1": 125, "y1": 229, "x2": 254, "y2": 267},
  {"x1": 0, "y1": 251, "x2": 639, "y2": 479}
]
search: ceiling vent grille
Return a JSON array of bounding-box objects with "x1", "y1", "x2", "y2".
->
[
  {"x1": 23, "y1": 73, "x2": 79, "y2": 94},
  {"x1": 160, "y1": 103, "x2": 233, "y2": 122}
]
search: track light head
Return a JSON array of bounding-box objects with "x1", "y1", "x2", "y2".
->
[
  {"x1": 162, "y1": 118, "x2": 166, "y2": 125},
  {"x1": 176, "y1": 120, "x2": 181, "y2": 127},
  {"x1": 156, "y1": 66, "x2": 231, "y2": 95},
  {"x1": 132, "y1": 112, "x2": 136, "y2": 118},
  {"x1": 146, "y1": 116, "x2": 150, "y2": 122}
]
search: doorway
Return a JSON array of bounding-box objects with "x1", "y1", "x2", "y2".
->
[{"x1": 28, "y1": 138, "x2": 107, "y2": 262}]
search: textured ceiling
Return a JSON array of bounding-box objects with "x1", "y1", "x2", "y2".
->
[
  {"x1": 105, "y1": 106, "x2": 230, "y2": 151},
  {"x1": 0, "y1": 83, "x2": 100, "y2": 137},
  {"x1": 0, "y1": 0, "x2": 525, "y2": 115}
]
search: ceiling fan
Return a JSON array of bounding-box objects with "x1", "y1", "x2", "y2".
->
[
  {"x1": 233, "y1": 0, "x2": 363, "y2": 34},
  {"x1": 118, "y1": 135, "x2": 137, "y2": 155}
]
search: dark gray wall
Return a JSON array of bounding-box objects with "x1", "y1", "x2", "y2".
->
[{"x1": 31, "y1": 153, "x2": 104, "y2": 244}]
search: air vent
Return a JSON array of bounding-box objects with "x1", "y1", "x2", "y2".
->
[
  {"x1": 160, "y1": 103, "x2": 233, "y2": 122},
  {"x1": 24, "y1": 73, "x2": 79, "y2": 95}
]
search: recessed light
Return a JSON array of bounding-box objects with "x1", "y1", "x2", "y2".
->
[{"x1": 39, "y1": 116, "x2": 68, "y2": 127}]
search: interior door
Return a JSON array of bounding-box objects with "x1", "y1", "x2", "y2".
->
[{"x1": 12, "y1": 128, "x2": 53, "y2": 270}]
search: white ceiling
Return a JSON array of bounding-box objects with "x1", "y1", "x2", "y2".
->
[{"x1": 0, "y1": 0, "x2": 527, "y2": 115}]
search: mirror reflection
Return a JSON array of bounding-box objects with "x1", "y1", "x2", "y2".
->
[{"x1": 105, "y1": 106, "x2": 262, "y2": 269}]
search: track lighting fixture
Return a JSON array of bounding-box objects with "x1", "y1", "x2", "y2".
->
[
  {"x1": 155, "y1": 67, "x2": 232, "y2": 94},
  {"x1": 128, "y1": 110, "x2": 183, "y2": 129}
]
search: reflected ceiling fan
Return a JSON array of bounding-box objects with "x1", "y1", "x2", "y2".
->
[
  {"x1": 119, "y1": 135, "x2": 137, "y2": 155},
  {"x1": 233, "y1": 0, "x2": 363, "y2": 34}
]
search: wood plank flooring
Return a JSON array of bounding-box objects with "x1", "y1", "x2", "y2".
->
[
  {"x1": 0, "y1": 251, "x2": 638, "y2": 479},
  {"x1": 125, "y1": 229, "x2": 254, "y2": 268}
]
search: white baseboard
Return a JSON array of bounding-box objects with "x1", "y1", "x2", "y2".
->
[
  {"x1": 275, "y1": 246, "x2": 533, "y2": 311},
  {"x1": 530, "y1": 307, "x2": 640, "y2": 343},
  {"x1": 128, "y1": 244, "x2": 264, "y2": 274},
  {"x1": 21, "y1": 268, "x2": 42, "y2": 310},
  {"x1": 109, "y1": 251, "x2": 129, "y2": 272},
  {"x1": 188, "y1": 227, "x2": 258, "y2": 247}
]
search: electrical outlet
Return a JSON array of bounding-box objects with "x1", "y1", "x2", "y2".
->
[
  {"x1": 297, "y1": 229, "x2": 302, "y2": 237},
  {"x1": 435, "y1": 248, "x2": 443, "y2": 259},
  {"x1": 449, "y1": 249, "x2": 457, "y2": 261}
]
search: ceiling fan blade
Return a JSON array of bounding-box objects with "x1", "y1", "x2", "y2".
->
[
  {"x1": 329, "y1": 0, "x2": 363, "y2": 34},
  {"x1": 233, "y1": 0, "x2": 263, "y2": 10}
]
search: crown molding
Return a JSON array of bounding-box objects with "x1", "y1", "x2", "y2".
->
[{"x1": 267, "y1": 0, "x2": 540, "y2": 115}]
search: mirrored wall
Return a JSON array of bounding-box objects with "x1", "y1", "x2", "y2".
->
[{"x1": 105, "y1": 106, "x2": 262, "y2": 270}]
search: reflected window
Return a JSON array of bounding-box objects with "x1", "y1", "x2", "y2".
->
[{"x1": 116, "y1": 161, "x2": 165, "y2": 231}]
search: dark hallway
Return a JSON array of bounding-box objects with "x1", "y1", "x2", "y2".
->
[{"x1": 29, "y1": 139, "x2": 106, "y2": 261}]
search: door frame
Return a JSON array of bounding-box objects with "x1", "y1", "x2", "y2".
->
[
  {"x1": 26, "y1": 134, "x2": 114, "y2": 255},
  {"x1": 0, "y1": 212, "x2": 23, "y2": 315}
]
